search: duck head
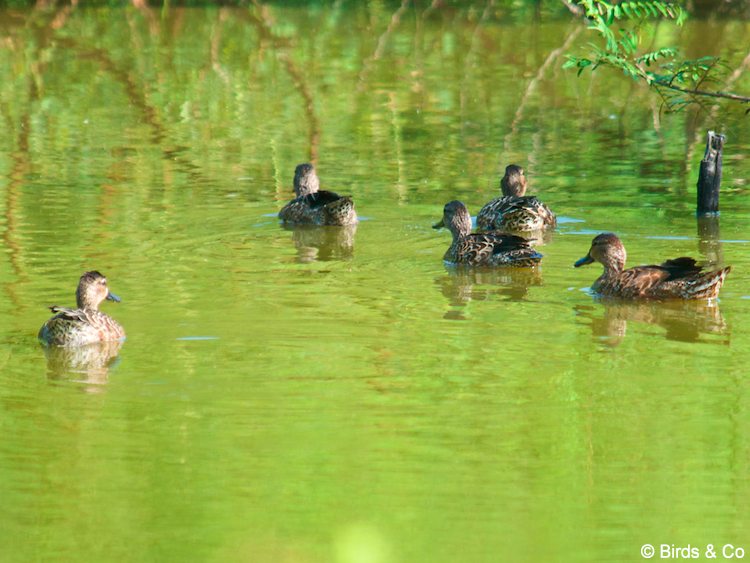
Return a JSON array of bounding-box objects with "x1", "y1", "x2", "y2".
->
[
  {"x1": 433, "y1": 200, "x2": 472, "y2": 239},
  {"x1": 293, "y1": 163, "x2": 320, "y2": 197},
  {"x1": 574, "y1": 233, "x2": 627, "y2": 272},
  {"x1": 500, "y1": 164, "x2": 527, "y2": 197},
  {"x1": 76, "y1": 271, "x2": 121, "y2": 310}
]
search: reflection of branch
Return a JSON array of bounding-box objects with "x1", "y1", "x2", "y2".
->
[
  {"x1": 373, "y1": 0, "x2": 410, "y2": 61},
  {"x1": 1, "y1": 6, "x2": 74, "y2": 307},
  {"x1": 54, "y1": 36, "x2": 208, "y2": 186},
  {"x1": 686, "y1": 49, "x2": 750, "y2": 170},
  {"x1": 387, "y1": 92, "x2": 406, "y2": 200},
  {"x1": 723, "y1": 50, "x2": 750, "y2": 92},
  {"x1": 57, "y1": 38, "x2": 164, "y2": 143},
  {"x1": 561, "y1": 0, "x2": 584, "y2": 16},
  {"x1": 210, "y1": 8, "x2": 230, "y2": 84},
  {"x1": 248, "y1": 3, "x2": 320, "y2": 163},
  {"x1": 460, "y1": 0, "x2": 494, "y2": 113},
  {"x1": 357, "y1": 0, "x2": 411, "y2": 89},
  {"x1": 49, "y1": 0, "x2": 77, "y2": 29},
  {"x1": 3, "y1": 113, "x2": 29, "y2": 309},
  {"x1": 421, "y1": 0, "x2": 443, "y2": 20},
  {"x1": 504, "y1": 24, "x2": 583, "y2": 152},
  {"x1": 656, "y1": 81, "x2": 750, "y2": 104},
  {"x1": 279, "y1": 53, "x2": 321, "y2": 163}
]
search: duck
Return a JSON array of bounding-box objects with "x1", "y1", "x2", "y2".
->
[
  {"x1": 278, "y1": 163, "x2": 358, "y2": 226},
  {"x1": 38, "y1": 271, "x2": 126, "y2": 346},
  {"x1": 574, "y1": 233, "x2": 730, "y2": 299},
  {"x1": 433, "y1": 200, "x2": 542, "y2": 267},
  {"x1": 476, "y1": 164, "x2": 556, "y2": 232}
]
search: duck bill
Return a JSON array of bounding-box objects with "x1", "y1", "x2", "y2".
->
[
  {"x1": 106, "y1": 291, "x2": 122, "y2": 303},
  {"x1": 574, "y1": 254, "x2": 594, "y2": 268},
  {"x1": 432, "y1": 219, "x2": 445, "y2": 230}
]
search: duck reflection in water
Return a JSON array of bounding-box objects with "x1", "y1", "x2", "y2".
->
[
  {"x1": 285, "y1": 223, "x2": 357, "y2": 263},
  {"x1": 437, "y1": 267, "x2": 543, "y2": 320},
  {"x1": 44, "y1": 340, "x2": 123, "y2": 387},
  {"x1": 574, "y1": 299, "x2": 729, "y2": 347}
]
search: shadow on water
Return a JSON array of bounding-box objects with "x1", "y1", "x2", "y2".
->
[
  {"x1": 574, "y1": 299, "x2": 729, "y2": 347},
  {"x1": 43, "y1": 341, "x2": 123, "y2": 388},
  {"x1": 284, "y1": 224, "x2": 357, "y2": 263},
  {"x1": 436, "y1": 267, "x2": 543, "y2": 319}
]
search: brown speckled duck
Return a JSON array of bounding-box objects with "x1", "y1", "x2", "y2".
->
[
  {"x1": 433, "y1": 201, "x2": 542, "y2": 267},
  {"x1": 477, "y1": 164, "x2": 556, "y2": 232},
  {"x1": 574, "y1": 233, "x2": 730, "y2": 299},
  {"x1": 38, "y1": 271, "x2": 125, "y2": 346},
  {"x1": 278, "y1": 163, "x2": 357, "y2": 226}
]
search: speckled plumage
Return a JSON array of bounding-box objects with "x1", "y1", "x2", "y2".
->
[
  {"x1": 38, "y1": 271, "x2": 126, "y2": 346},
  {"x1": 476, "y1": 164, "x2": 556, "y2": 232},
  {"x1": 433, "y1": 201, "x2": 542, "y2": 267},
  {"x1": 278, "y1": 163, "x2": 358, "y2": 226},
  {"x1": 574, "y1": 233, "x2": 730, "y2": 299}
]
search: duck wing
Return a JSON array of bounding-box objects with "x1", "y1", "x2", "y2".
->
[
  {"x1": 48, "y1": 306, "x2": 89, "y2": 323},
  {"x1": 612, "y1": 263, "x2": 691, "y2": 297},
  {"x1": 476, "y1": 196, "x2": 513, "y2": 230},
  {"x1": 485, "y1": 232, "x2": 535, "y2": 254},
  {"x1": 618, "y1": 258, "x2": 702, "y2": 289},
  {"x1": 280, "y1": 191, "x2": 345, "y2": 223},
  {"x1": 455, "y1": 233, "x2": 534, "y2": 263},
  {"x1": 657, "y1": 257, "x2": 703, "y2": 280},
  {"x1": 477, "y1": 196, "x2": 555, "y2": 231},
  {"x1": 303, "y1": 190, "x2": 344, "y2": 209}
]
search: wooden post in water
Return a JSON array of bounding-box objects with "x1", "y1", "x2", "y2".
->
[{"x1": 696, "y1": 130, "x2": 725, "y2": 215}]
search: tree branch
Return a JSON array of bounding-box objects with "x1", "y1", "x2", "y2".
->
[{"x1": 654, "y1": 81, "x2": 750, "y2": 103}]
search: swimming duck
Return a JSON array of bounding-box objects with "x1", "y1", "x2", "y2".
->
[
  {"x1": 433, "y1": 201, "x2": 542, "y2": 267},
  {"x1": 278, "y1": 163, "x2": 358, "y2": 226},
  {"x1": 476, "y1": 164, "x2": 556, "y2": 232},
  {"x1": 38, "y1": 271, "x2": 126, "y2": 346},
  {"x1": 574, "y1": 233, "x2": 730, "y2": 299}
]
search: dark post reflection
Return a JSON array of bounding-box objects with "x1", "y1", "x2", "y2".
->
[{"x1": 697, "y1": 214, "x2": 723, "y2": 267}]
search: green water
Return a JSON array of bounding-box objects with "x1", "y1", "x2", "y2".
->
[{"x1": 1, "y1": 4, "x2": 749, "y2": 562}]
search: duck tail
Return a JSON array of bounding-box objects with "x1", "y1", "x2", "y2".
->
[
  {"x1": 688, "y1": 266, "x2": 731, "y2": 299},
  {"x1": 324, "y1": 196, "x2": 357, "y2": 226}
]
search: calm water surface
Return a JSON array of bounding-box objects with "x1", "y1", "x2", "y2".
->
[{"x1": 1, "y1": 4, "x2": 749, "y2": 562}]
